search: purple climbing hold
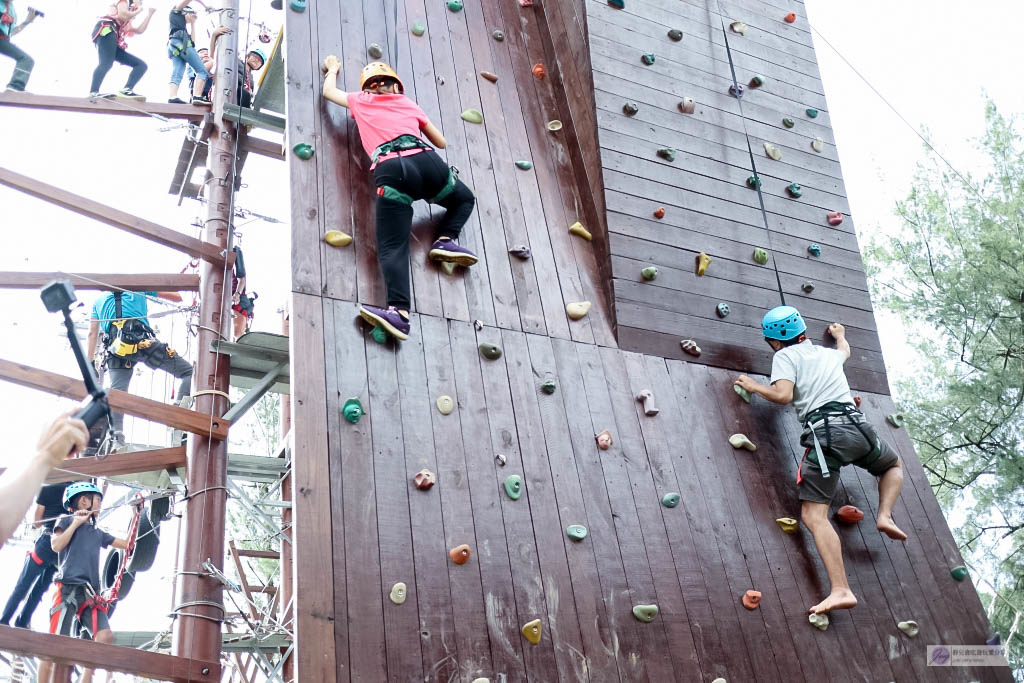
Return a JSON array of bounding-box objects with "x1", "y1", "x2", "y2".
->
[{"x1": 729, "y1": 83, "x2": 745, "y2": 99}]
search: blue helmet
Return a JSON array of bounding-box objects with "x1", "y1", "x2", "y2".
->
[
  {"x1": 762, "y1": 305, "x2": 806, "y2": 341},
  {"x1": 248, "y1": 48, "x2": 267, "y2": 67},
  {"x1": 63, "y1": 481, "x2": 102, "y2": 511}
]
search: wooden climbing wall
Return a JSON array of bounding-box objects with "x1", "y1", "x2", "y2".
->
[{"x1": 283, "y1": 0, "x2": 1009, "y2": 681}]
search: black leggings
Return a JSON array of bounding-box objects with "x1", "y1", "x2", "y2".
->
[
  {"x1": 374, "y1": 149, "x2": 475, "y2": 309},
  {"x1": 90, "y1": 28, "x2": 146, "y2": 94}
]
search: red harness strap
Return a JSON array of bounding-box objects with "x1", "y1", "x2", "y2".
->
[
  {"x1": 29, "y1": 549, "x2": 44, "y2": 565},
  {"x1": 796, "y1": 447, "x2": 811, "y2": 484}
]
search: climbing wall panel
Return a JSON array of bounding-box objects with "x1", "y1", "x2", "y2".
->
[{"x1": 590, "y1": 0, "x2": 889, "y2": 393}]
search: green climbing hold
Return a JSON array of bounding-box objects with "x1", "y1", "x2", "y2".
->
[
  {"x1": 782, "y1": 117, "x2": 795, "y2": 128},
  {"x1": 367, "y1": 43, "x2": 383, "y2": 60},
  {"x1": 661, "y1": 492, "x2": 680, "y2": 508},
  {"x1": 753, "y1": 248, "x2": 769, "y2": 265},
  {"x1": 806, "y1": 108, "x2": 818, "y2": 118},
  {"x1": 446, "y1": 0, "x2": 463, "y2": 11},
  {"x1": 607, "y1": 0, "x2": 624, "y2": 7},
  {"x1": 734, "y1": 384, "x2": 751, "y2": 403},
  {"x1": 479, "y1": 342, "x2": 503, "y2": 360},
  {"x1": 716, "y1": 302, "x2": 730, "y2": 318},
  {"x1": 887, "y1": 413, "x2": 905, "y2": 428},
  {"x1": 951, "y1": 565, "x2": 969, "y2": 582},
  {"x1": 622, "y1": 102, "x2": 639, "y2": 116},
  {"x1": 641, "y1": 266, "x2": 658, "y2": 281},
  {"x1": 667, "y1": 28, "x2": 683, "y2": 41},
  {"x1": 641, "y1": 53, "x2": 656, "y2": 66},
  {"x1": 370, "y1": 326, "x2": 389, "y2": 344},
  {"x1": 504, "y1": 474, "x2": 523, "y2": 500},
  {"x1": 411, "y1": 21, "x2": 426, "y2": 36},
  {"x1": 540, "y1": 379, "x2": 557, "y2": 394},
  {"x1": 343, "y1": 397, "x2": 364, "y2": 424},
  {"x1": 293, "y1": 143, "x2": 314, "y2": 160},
  {"x1": 289, "y1": 0, "x2": 306, "y2": 11},
  {"x1": 632, "y1": 604, "x2": 659, "y2": 622},
  {"x1": 746, "y1": 175, "x2": 761, "y2": 189},
  {"x1": 492, "y1": 29, "x2": 505, "y2": 41},
  {"x1": 461, "y1": 109, "x2": 483, "y2": 124},
  {"x1": 786, "y1": 183, "x2": 803, "y2": 198},
  {"x1": 749, "y1": 74, "x2": 766, "y2": 88},
  {"x1": 440, "y1": 261, "x2": 456, "y2": 276},
  {"x1": 566, "y1": 524, "x2": 588, "y2": 541},
  {"x1": 808, "y1": 243, "x2": 821, "y2": 257},
  {"x1": 515, "y1": 160, "x2": 533, "y2": 170},
  {"x1": 657, "y1": 147, "x2": 676, "y2": 162}
]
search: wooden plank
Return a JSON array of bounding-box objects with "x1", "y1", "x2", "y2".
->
[
  {"x1": 0, "y1": 91, "x2": 207, "y2": 120},
  {"x1": 0, "y1": 272, "x2": 200, "y2": 292},
  {"x1": 0, "y1": 446, "x2": 187, "y2": 484},
  {"x1": 0, "y1": 359, "x2": 230, "y2": 440},
  {"x1": 234, "y1": 549, "x2": 280, "y2": 560},
  {"x1": 0, "y1": 168, "x2": 227, "y2": 266},
  {"x1": 240, "y1": 135, "x2": 285, "y2": 161}
]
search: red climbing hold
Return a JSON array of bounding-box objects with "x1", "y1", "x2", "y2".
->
[
  {"x1": 519, "y1": 0, "x2": 533, "y2": 5},
  {"x1": 836, "y1": 505, "x2": 865, "y2": 524},
  {"x1": 414, "y1": 469, "x2": 436, "y2": 490},
  {"x1": 449, "y1": 544, "x2": 471, "y2": 564},
  {"x1": 854, "y1": 396, "x2": 862, "y2": 408},
  {"x1": 827, "y1": 211, "x2": 844, "y2": 226},
  {"x1": 784, "y1": 12, "x2": 796, "y2": 23},
  {"x1": 653, "y1": 207, "x2": 666, "y2": 219},
  {"x1": 532, "y1": 63, "x2": 546, "y2": 79},
  {"x1": 742, "y1": 590, "x2": 762, "y2": 610}
]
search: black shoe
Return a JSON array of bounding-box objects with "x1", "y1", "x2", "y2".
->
[
  {"x1": 191, "y1": 95, "x2": 211, "y2": 105},
  {"x1": 168, "y1": 97, "x2": 187, "y2": 104},
  {"x1": 117, "y1": 88, "x2": 145, "y2": 100}
]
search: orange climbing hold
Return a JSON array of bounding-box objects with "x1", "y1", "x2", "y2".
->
[
  {"x1": 449, "y1": 544, "x2": 471, "y2": 564},
  {"x1": 742, "y1": 590, "x2": 762, "y2": 610},
  {"x1": 836, "y1": 505, "x2": 864, "y2": 524},
  {"x1": 653, "y1": 207, "x2": 666, "y2": 219},
  {"x1": 784, "y1": 12, "x2": 796, "y2": 23},
  {"x1": 827, "y1": 211, "x2": 844, "y2": 226},
  {"x1": 532, "y1": 63, "x2": 546, "y2": 79}
]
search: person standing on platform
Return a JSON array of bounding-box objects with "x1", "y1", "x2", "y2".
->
[
  {"x1": 230, "y1": 245, "x2": 256, "y2": 339},
  {"x1": 209, "y1": 26, "x2": 265, "y2": 108},
  {"x1": 89, "y1": 0, "x2": 156, "y2": 100},
  {"x1": 0, "y1": 1, "x2": 37, "y2": 92},
  {"x1": 185, "y1": 45, "x2": 213, "y2": 101},
  {"x1": 166, "y1": 1, "x2": 210, "y2": 104}
]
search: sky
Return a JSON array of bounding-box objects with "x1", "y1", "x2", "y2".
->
[{"x1": 1, "y1": 0, "x2": 1023, "y2": 672}]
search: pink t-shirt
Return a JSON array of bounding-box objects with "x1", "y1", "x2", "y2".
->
[{"x1": 347, "y1": 91, "x2": 430, "y2": 161}]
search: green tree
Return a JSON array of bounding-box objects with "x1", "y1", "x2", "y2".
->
[{"x1": 865, "y1": 101, "x2": 1023, "y2": 674}]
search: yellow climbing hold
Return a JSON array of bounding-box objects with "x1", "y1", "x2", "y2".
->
[
  {"x1": 461, "y1": 108, "x2": 484, "y2": 124},
  {"x1": 324, "y1": 230, "x2": 353, "y2": 247},
  {"x1": 566, "y1": 301, "x2": 591, "y2": 320},
  {"x1": 729, "y1": 433, "x2": 757, "y2": 451},
  {"x1": 776, "y1": 517, "x2": 798, "y2": 534},
  {"x1": 521, "y1": 618, "x2": 542, "y2": 643},
  {"x1": 546, "y1": 120, "x2": 563, "y2": 131},
  {"x1": 763, "y1": 142, "x2": 783, "y2": 161},
  {"x1": 569, "y1": 221, "x2": 592, "y2": 241},
  {"x1": 809, "y1": 612, "x2": 829, "y2": 631},
  {"x1": 695, "y1": 252, "x2": 711, "y2": 276}
]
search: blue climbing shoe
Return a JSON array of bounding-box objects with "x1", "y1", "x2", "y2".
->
[
  {"x1": 359, "y1": 304, "x2": 410, "y2": 341},
  {"x1": 429, "y1": 239, "x2": 478, "y2": 267}
]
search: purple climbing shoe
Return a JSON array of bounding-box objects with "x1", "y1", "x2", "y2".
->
[
  {"x1": 429, "y1": 239, "x2": 479, "y2": 267},
  {"x1": 359, "y1": 304, "x2": 411, "y2": 340}
]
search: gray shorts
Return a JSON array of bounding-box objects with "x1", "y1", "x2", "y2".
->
[{"x1": 797, "y1": 413, "x2": 899, "y2": 504}]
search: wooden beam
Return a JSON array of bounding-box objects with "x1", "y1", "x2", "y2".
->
[
  {"x1": 0, "y1": 446, "x2": 187, "y2": 483},
  {"x1": 241, "y1": 135, "x2": 285, "y2": 161},
  {"x1": 0, "y1": 626, "x2": 220, "y2": 682},
  {"x1": 0, "y1": 272, "x2": 200, "y2": 292},
  {"x1": 0, "y1": 91, "x2": 206, "y2": 121},
  {"x1": 0, "y1": 167, "x2": 228, "y2": 266},
  {"x1": 235, "y1": 549, "x2": 280, "y2": 559},
  {"x1": 0, "y1": 358, "x2": 230, "y2": 440}
]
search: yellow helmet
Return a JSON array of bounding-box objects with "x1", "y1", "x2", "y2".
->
[{"x1": 360, "y1": 62, "x2": 404, "y2": 93}]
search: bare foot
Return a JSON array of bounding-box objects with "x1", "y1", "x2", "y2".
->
[
  {"x1": 809, "y1": 588, "x2": 857, "y2": 614},
  {"x1": 877, "y1": 515, "x2": 908, "y2": 541}
]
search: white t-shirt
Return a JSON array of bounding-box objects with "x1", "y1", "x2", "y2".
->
[{"x1": 769, "y1": 339, "x2": 854, "y2": 423}]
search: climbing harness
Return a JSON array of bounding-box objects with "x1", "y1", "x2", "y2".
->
[
  {"x1": 106, "y1": 292, "x2": 156, "y2": 357},
  {"x1": 799, "y1": 401, "x2": 883, "y2": 481},
  {"x1": 372, "y1": 135, "x2": 459, "y2": 206}
]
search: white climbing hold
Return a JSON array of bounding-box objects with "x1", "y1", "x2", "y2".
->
[
  {"x1": 566, "y1": 301, "x2": 591, "y2": 320},
  {"x1": 811, "y1": 137, "x2": 825, "y2": 153},
  {"x1": 898, "y1": 620, "x2": 919, "y2": 637},
  {"x1": 809, "y1": 612, "x2": 829, "y2": 631},
  {"x1": 729, "y1": 433, "x2": 757, "y2": 451},
  {"x1": 712, "y1": 679, "x2": 727, "y2": 683},
  {"x1": 436, "y1": 395, "x2": 454, "y2": 415},
  {"x1": 389, "y1": 582, "x2": 407, "y2": 604},
  {"x1": 729, "y1": 21, "x2": 747, "y2": 35},
  {"x1": 471, "y1": 679, "x2": 491, "y2": 683},
  {"x1": 763, "y1": 142, "x2": 783, "y2": 161}
]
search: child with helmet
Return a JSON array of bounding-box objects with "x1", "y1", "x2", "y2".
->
[
  {"x1": 321, "y1": 56, "x2": 478, "y2": 341},
  {"x1": 208, "y1": 26, "x2": 266, "y2": 107},
  {"x1": 166, "y1": 0, "x2": 210, "y2": 104},
  {"x1": 734, "y1": 306, "x2": 905, "y2": 617}
]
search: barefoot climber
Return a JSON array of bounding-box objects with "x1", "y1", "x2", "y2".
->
[
  {"x1": 734, "y1": 306, "x2": 907, "y2": 616},
  {"x1": 321, "y1": 56, "x2": 479, "y2": 341}
]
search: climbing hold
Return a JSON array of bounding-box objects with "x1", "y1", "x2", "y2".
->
[
  {"x1": 370, "y1": 326, "x2": 389, "y2": 344},
  {"x1": 623, "y1": 101, "x2": 639, "y2": 116},
  {"x1": 566, "y1": 524, "x2": 588, "y2": 541},
  {"x1": 515, "y1": 160, "x2": 533, "y2": 170},
  {"x1": 293, "y1": 143, "x2": 314, "y2": 160},
  {"x1": 607, "y1": 0, "x2": 624, "y2": 7},
  {"x1": 811, "y1": 137, "x2": 824, "y2": 153},
  {"x1": 987, "y1": 633, "x2": 1001, "y2": 646},
  {"x1": 342, "y1": 397, "x2": 363, "y2": 424},
  {"x1": 680, "y1": 339, "x2": 701, "y2": 357},
  {"x1": 898, "y1": 620, "x2": 920, "y2": 637},
  {"x1": 566, "y1": 301, "x2": 591, "y2": 320},
  {"x1": 801, "y1": 281, "x2": 815, "y2": 293},
  {"x1": 540, "y1": 379, "x2": 557, "y2": 394},
  {"x1": 657, "y1": 147, "x2": 676, "y2": 162},
  {"x1": 746, "y1": 175, "x2": 761, "y2": 189},
  {"x1": 641, "y1": 53, "x2": 656, "y2": 66},
  {"x1": 641, "y1": 266, "x2": 658, "y2": 281},
  {"x1": 784, "y1": 12, "x2": 796, "y2": 23},
  {"x1": 289, "y1": 0, "x2": 306, "y2": 10},
  {"x1": 479, "y1": 342, "x2": 503, "y2": 360},
  {"x1": 472, "y1": 679, "x2": 490, "y2": 683},
  {"x1": 808, "y1": 243, "x2": 822, "y2": 257},
  {"x1": 827, "y1": 211, "x2": 844, "y2": 226},
  {"x1": 695, "y1": 252, "x2": 712, "y2": 276},
  {"x1": 753, "y1": 248, "x2": 769, "y2": 265},
  {"x1": 521, "y1": 619, "x2": 542, "y2": 643},
  {"x1": 595, "y1": 429, "x2": 613, "y2": 450},
  {"x1": 729, "y1": 21, "x2": 747, "y2": 35},
  {"x1": 474, "y1": 319, "x2": 483, "y2": 331},
  {"x1": 667, "y1": 28, "x2": 683, "y2": 41},
  {"x1": 716, "y1": 302, "x2": 730, "y2": 318},
  {"x1": 495, "y1": 453, "x2": 507, "y2": 466},
  {"x1": 546, "y1": 120, "x2": 563, "y2": 131},
  {"x1": 440, "y1": 261, "x2": 457, "y2": 276},
  {"x1": 836, "y1": 505, "x2": 864, "y2": 524},
  {"x1": 414, "y1": 469, "x2": 436, "y2": 490},
  {"x1": 636, "y1": 389, "x2": 659, "y2": 416},
  {"x1": 806, "y1": 108, "x2": 818, "y2": 118},
  {"x1": 388, "y1": 582, "x2": 407, "y2": 605},
  {"x1": 492, "y1": 29, "x2": 505, "y2": 41},
  {"x1": 729, "y1": 433, "x2": 757, "y2": 451},
  {"x1": 712, "y1": 679, "x2": 726, "y2": 683},
  {"x1": 569, "y1": 221, "x2": 592, "y2": 241},
  {"x1": 480, "y1": 71, "x2": 498, "y2": 83},
  {"x1": 519, "y1": 0, "x2": 532, "y2": 6},
  {"x1": 853, "y1": 395, "x2": 862, "y2": 407},
  {"x1": 449, "y1": 544, "x2": 471, "y2": 564},
  {"x1": 776, "y1": 517, "x2": 799, "y2": 534},
  {"x1": 436, "y1": 395, "x2": 454, "y2": 415},
  {"x1": 782, "y1": 117, "x2": 795, "y2": 128},
  {"x1": 532, "y1": 63, "x2": 546, "y2": 79},
  {"x1": 741, "y1": 590, "x2": 762, "y2": 610},
  {"x1": 367, "y1": 43, "x2": 383, "y2": 59},
  {"x1": 808, "y1": 613, "x2": 829, "y2": 631},
  {"x1": 887, "y1": 413, "x2": 905, "y2": 428},
  {"x1": 653, "y1": 207, "x2": 666, "y2": 219},
  {"x1": 786, "y1": 183, "x2": 803, "y2": 198},
  {"x1": 411, "y1": 21, "x2": 426, "y2": 36},
  {"x1": 734, "y1": 384, "x2": 751, "y2": 403},
  {"x1": 509, "y1": 245, "x2": 532, "y2": 259},
  {"x1": 504, "y1": 474, "x2": 523, "y2": 500},
  {"x1": 749, "y1": 75, "x2": 766, "y2": 88},
  {"x1": 951, "y1": 565, "x2": 968, "y2": 582},
  {"x1": 324, "y1": 230, "x2": 352, "y2": 247},
  {"x1": 678, "y1": 97, "x2": 696, "y2": 114},
  {"x1": 728, "y1": 84, "x2": 744, "y2": 99},
  {"x1": 632, "y1": 605, "x2": 659, "y2": 623},
  {"x1": 460, "y1": 109, "x2": 483, "y2": 124},
  {"x1": 446, "y1": 0, "x2": 463, "y2": 11},
  {"x1": 661, "y1": 492, "x2": 680, "y2": 508},
  {"x1": 763, "y1": 143, "x2": 782, "y2": 161}
]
